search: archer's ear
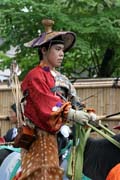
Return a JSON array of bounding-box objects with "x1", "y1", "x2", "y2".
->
[{"x1": 41, "y1": 47, "x2": 47, "y2": 54}]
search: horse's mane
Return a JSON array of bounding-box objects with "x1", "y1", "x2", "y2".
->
[{"x1": 83, "y1": 134, "x2": 120, "y2": 180}]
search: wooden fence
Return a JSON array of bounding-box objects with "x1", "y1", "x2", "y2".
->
[
  {"x1": 73, "y1": 78, "x2": 120, "y2": 137},
  {"x1": 0, "y1": 78, "x2": 120, "y2": 137},
  {"x1": 0, "y1": 83, "x2": 15, "y2": 136}
]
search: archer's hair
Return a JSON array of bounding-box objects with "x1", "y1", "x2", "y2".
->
[
  {"x1": 38, "y1": 35, "x2": 64, "y2": 61},
  {"x1": 38, "y1": 42, "x2": 50, "y2": 61}
]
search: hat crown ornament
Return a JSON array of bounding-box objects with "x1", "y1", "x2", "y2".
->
[
  {"x1": 41, "y1": 19, "x2": 54, "y2": 33},
  {"x1": 24, "y1": 18, "x2": 76, "y2": 52}
]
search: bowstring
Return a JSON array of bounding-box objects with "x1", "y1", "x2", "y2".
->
[{"x1": 10, "y1": 63, "x2": 24, "y2": 128}]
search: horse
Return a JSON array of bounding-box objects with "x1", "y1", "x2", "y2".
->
[
  {"x1": 83, "y1": 134, "x2": 120, "y2": 180},
  {"x1": 57, "y1": 125, "x2": 120, "y2": 180}
]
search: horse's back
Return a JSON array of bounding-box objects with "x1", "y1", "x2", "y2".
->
[{"x1": 83, "y1": 134, "x2": 120, "y2": 180}]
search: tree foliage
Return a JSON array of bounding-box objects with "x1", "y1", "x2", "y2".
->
[{"x1": 0, "y1": 0, "x2": 120, "y2": 80}]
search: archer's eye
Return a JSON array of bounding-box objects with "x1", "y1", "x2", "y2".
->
[
  {"x1": 56, "y1": 47, "x2": 61, "y2": 51},
  {"x1": 54, "y1": 45, "x2": 64, "y2": 51}
]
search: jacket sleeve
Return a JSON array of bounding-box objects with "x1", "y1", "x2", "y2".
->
[{"x1": 21, "y1": 72, "x2": 65, "y2": 133}]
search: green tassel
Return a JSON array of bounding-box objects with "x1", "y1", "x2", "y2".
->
[
  {"x1": 67, "y1": 146, "x2": 74, "y2": 178},
  {"x1": 74, "y1": 125, "x2": 91, "y2": 180},
  {"x1": 67, "y1": 124, "x2": 91, "y2": 180}
]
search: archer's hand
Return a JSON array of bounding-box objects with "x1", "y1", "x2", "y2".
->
[{"x1": 67, "y1": 108, "x2": 90, "y2": 125}]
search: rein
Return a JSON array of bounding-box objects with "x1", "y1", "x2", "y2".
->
[{"x1": 86, "y1": 121, "x2": 120, "y2": 149}]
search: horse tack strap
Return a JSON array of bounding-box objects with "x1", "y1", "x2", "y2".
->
[
  {"x1": 86, "y1": 121, "x2": 120, "y2": 149},
  {"x1": 9, "y1": 159, "x2": 21, "y2": 180},
  {"x1": 59, "y1": 140, "x2": 73, "y2": 157}
]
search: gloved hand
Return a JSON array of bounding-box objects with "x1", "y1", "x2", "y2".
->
[
  {"x1": 86, "y1": 108, "x2": 97, "y2": 121},
  {"x1": 67, "y1": 108, "x2": 90, "y2": 125},
  {"x1": 89, "y1": 111, "x2": 97, "y2": 121}
]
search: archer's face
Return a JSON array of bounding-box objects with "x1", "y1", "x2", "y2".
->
[
  {"x1": 43, "y1": 44, "x2": 64, "y2": 69},
  {"x1": 9, "y1": 109, "x2": 17, "y2": 124}
]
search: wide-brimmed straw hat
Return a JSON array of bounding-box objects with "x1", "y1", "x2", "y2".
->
[{"x1": 24, "y1": 19, "x2": 76, "y2": 52}]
